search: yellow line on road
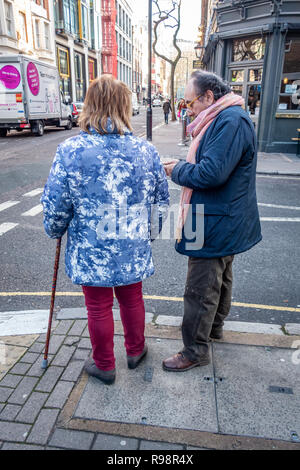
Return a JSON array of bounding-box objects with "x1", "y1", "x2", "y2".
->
[{"x1": 0, "y1": 292, "x2": 299, "y2": 312}]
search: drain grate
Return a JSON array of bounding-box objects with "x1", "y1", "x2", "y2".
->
[{"x1": 269, "y1": 385, "x2": 293, "y2": 395}]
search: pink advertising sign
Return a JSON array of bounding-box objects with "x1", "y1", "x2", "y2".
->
[
  {"x1": 27, "y1": 62, "x2": 40, "y2": 96},
  {"x1": 0, "y1": 65, "x2": 21, "y2": 89}
]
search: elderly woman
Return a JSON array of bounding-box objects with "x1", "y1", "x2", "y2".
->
[{"x1": 41, "y1": 75, "x2": 169, "y2": 384}]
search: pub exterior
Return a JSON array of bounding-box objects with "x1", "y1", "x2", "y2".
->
[{"x1": 201, "y1": 0, "x2": 300, "y2": 153}]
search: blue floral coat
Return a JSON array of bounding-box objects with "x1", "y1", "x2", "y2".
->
[{"x1": 41, "y1": 125, "x2": 169, "y2": 287}]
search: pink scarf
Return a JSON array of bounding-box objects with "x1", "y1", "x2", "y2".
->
[{"x1": 176, "y1": 92, "x2": 244, "y2": 241}]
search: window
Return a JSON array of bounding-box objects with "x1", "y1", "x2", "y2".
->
[
  {"x1": 58, "y1": 47, "x2": 69, "y2": 76},
  {"x1": 278, "y1": 37, "x2": 300, "y2": 112},
  {"x1": 35, "y1": 20, "x2": 41, "y2": 48},
  {"x1": 74, "y1": 52, "x2": 86, "y2": 101},
  {"x1": 88, "y1": 58, "x2": 96, "y2": 83},
  {"x1": 70, "y1": 0, "x2": 79, "y2": 36},
  {"x1": 232, "y1": 36, "x2": 266, "y2": 62},
  {"x1": 81, "y1": 0, "x2": 89, "y2": 40},
  {"x1": 19, "y1": 12, "x2": 27, "y2": 42},
  {"x1": 119, "y1": 5, "x2": 122, "y2": 28},
  {"x1": 57, "y1": 46, "x2": 71, "y2": 100},
  {"x1": 44, "y1": 22, "x2": 50, "y2": 50},
  {"x1": 4, "y1": 1, "x2": 14, "y2": 37}
]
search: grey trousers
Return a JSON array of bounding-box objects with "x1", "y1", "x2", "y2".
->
[{"x1": 182, "y1": 255, "x2": 234, "y2": 361}]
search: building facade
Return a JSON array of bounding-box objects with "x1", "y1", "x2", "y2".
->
[
  {"x1": 132, "y1": 23, "x2": 143, "y2": 101},
  {"x1": 54, "y1": 0, "x2": 102, "y2": 102},
  {"x1": 0, "y1": 0, "x2": 55, "y2": 64},
  {"x1": 200, "y1": 0, "x2": 300, "y2": 153},
  {"x1": 115, "y1": 0, "x2": 132, "y2": 89}
]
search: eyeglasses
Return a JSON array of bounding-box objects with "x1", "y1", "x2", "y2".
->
[{"x1": 186, "y1": 94, "x2": 202, "y2": 109}]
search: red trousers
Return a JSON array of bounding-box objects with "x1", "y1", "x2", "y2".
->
[{"x1": 82, "y1": 282, "x2": 145, "y2": 371}]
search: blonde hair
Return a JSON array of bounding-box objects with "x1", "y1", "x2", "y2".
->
[{"x1": 79, "y1": 74, "x2": 133, "y2": 135}]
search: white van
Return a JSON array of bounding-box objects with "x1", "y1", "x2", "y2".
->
[
  {"x1": 132, "y1": 92, "x2": 140, "y2": 115},
  {"x1": 0, "y1": 54, "x2": 72, "y2": 137}
]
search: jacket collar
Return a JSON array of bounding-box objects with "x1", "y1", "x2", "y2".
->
[{"x1": 83, "y1": 117, "x2": 132, "y2": 136}]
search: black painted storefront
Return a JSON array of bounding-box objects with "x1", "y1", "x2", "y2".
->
[{"x1": 202, "y1": 0, "x2": 300, "y2": 153}]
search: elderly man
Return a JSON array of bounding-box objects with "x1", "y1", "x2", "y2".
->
[{"x1": 163, "y1": 71, "x2": 262, "y2": 372}]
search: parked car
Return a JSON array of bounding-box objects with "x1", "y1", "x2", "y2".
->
[
  {"x1": 152, "y1": 98, "x2": 162, "y2": 107},
  {"x1": 69, "y1": 103, "x2": 79, "y2": 126},
  {"x1": 69, "y1": 102, "x2": 84, "y2": 126},
  {"x1": 132, "y1": 93, "x2": 140, "y2": 115},
  {"x1": 0, "y1": 54, "x2": 72, "y2": 137}
]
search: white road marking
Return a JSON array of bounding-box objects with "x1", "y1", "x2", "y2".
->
[
  {"x1": 260, "y1": 217, "x2": 300, "y2": 222},
  {"x1": 23, "y1": 188, "x2": 44, "y2": 197},
  {"x1": 257, "y1": 174, "x2": 300, "y2": 180},
  {"x1": 0, "y1": 222, "x2": 19, "y2": 236},
  {"x1": 258, "y1": 203, "x2": 300, "y2": 210},
  {"x1": 0, "y1": 201, "x2": 20, "y2": 212},
  {"x1": 21, "y1": 204, "x2": 43, "y2": 216}
]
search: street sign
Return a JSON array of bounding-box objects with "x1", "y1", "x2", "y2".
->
[{"x1": 193, "y1": 60, "x2": 202, "y2": 69}]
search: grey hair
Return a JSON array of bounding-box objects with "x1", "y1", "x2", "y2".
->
[{"x1": 190, "y1": 71, "x2": 231, "y2": 101}]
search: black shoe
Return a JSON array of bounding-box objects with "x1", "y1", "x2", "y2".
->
[
  {"x1": 209, "y1": 328, "x2": 224, "y2": 340},
  {"x1": 127, "y1": 345, "x2": 148, "y2": 369},
  {"x1": 84, "y1": 358, "x2": 115, "y2": 384}
]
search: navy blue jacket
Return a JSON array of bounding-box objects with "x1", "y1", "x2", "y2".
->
[{"x1": 171, "y1": 105, "x2": 262, "y2": 258}]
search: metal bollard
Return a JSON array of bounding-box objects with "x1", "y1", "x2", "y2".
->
[{"x1": 178, "y1": 114, "x2": 188, "y2": 146}]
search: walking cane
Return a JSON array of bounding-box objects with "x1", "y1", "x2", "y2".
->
[{"x1": 41, "y1": 237, "x2": 62, "y2": 369}]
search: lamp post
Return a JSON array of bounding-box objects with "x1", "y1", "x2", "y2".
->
[
  {"x1": 194, "y1": 43, "x2": 205, "y2": 62},
  {"x1": 147, "y1": 0, "x2": 152, "y2": 141}
]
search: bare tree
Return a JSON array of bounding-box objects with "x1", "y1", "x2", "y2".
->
[{"x1": 153, "y1": 0, "x2": 182, "y2": 121}]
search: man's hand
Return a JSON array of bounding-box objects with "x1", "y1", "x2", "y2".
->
[{"x1": 163, "y1": 159, "x2": 179, "y2": 177}]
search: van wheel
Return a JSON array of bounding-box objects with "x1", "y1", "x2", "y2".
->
[
  {"x1": 0, "y1": 129, "x2": 7, "y2": 137},
  {"x1": 65, "y1": 118, "x2": 72, "y2": 130},
  {"x1": 32, "y1": 120, "x2": 44, "y2": 136}
]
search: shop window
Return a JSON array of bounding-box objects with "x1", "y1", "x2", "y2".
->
[
  {"x1": 232, "y1": 36, "x2": 265, "y2": 62},
  {"x1": 249, "y1": 68, "x2": 263, "y2": 82},
  {"x1": 278, "y1": 38, "x2": 300, "y2": 112},
  {"x1": 230, "y1": 69, "x2": 244, "y2": 82}
]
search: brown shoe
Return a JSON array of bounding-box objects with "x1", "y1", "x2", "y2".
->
[{"x1": 162, "y1": 351, "x2": 210, "y2": 372}]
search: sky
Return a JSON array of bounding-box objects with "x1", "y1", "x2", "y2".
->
[{"x1": 131, "y1": 0, "x2": 202, "y2": 42}]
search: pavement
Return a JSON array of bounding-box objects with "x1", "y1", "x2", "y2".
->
[{"x1": 0, "y1": 119, "x2": 300, "y2": 452}]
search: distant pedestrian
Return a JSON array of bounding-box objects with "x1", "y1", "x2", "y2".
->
[
  {"x1": 163, "y1": 99, "x2": 172, "y2": 124},
  {"x1": 41, "y1": 75, "x2": 169, "y2": 385},
  {"x1": 163, "y1": 71, "x2": 262, "y2": 372}
]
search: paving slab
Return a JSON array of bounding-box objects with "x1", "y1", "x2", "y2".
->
[
  {"x1": 0, "y1": 311, "x2": 49, "y2": 336},
  {"x1": 56, "y1": 307, "x2": 154, "y2": 324},
  {"x1": 92, "y1": 433, "x2": 139, "y2": 450},
  {"x1": 213, "y1": 342, "x2": 300, "y2": 442},
  {"x1": 73, "y1": 336, "x2": 217, "y2": 432}
]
